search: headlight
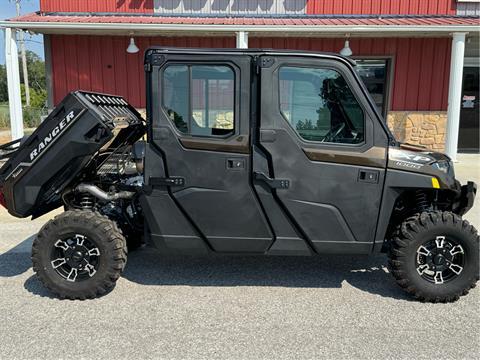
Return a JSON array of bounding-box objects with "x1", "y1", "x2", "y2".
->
[{"x1": 432, "y1": 160, "x2": 453, "y2": 176}]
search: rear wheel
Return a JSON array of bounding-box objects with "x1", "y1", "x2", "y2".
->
[
  {"x1": 32, "y1": 210, "x2": 127, "y2": 299},
  {"x1": 388, "y1": 211, "x2": 479, "y2": 302}
]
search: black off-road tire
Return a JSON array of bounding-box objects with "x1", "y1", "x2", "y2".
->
[
  {"x1": 388, "y1": 211, "x2": 479, "y2": 303},
  {"x1": 122, "y1": 227, "x2": 144, "y2": 251},
  {"x1": 32, "y1": 210, "x2": 127, "y2": 299}
]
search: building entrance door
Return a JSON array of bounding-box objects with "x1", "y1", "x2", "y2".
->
[{"x1": 459, "y1": 66, "x2": 479, "y2": 152}]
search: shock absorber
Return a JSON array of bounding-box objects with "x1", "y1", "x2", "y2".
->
[
  {"x1": 79, "y1": 193, "x2": 95, "y2": 210},
  {"x1": 415, "y1": 190, "x2": 429, "y2": 212}
]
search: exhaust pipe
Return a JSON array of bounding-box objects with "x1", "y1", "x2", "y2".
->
[{"x1": 76, "y1": 183, "x2": 135, "y2": 201}]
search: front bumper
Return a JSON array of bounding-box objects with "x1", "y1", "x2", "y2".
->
[{"x1": 454, "y1": 181, "x2": 477, "y2": 216}]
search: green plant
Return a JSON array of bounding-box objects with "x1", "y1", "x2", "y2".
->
[
  {"x1": 23, "y1": 106, "x2": 47, "y2": 128},
  {"x1": 21, "y1": 84, "x2": 47, "y2": 109},
  {"x1": 0, "y1": 50, "x2": 46, "y2": 103},
  {"x1": 0, "y1": 48, "x2": 47, "y2": 130},
  {"x1": 0, "y1": 104, "x2": 47, "y2": 129}
]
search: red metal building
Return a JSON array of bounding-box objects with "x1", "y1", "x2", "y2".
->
[{"x1": 2, "y1": 0, "x2": 479, "y2": 156}]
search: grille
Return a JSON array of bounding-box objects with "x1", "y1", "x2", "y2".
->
[{"x1": 82, "y1": 93, "x2": 139, "y2": 125}]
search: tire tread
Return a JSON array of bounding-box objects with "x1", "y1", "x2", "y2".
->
[
  {"x1": 388, "y1": 211, "x2": 479, "y2": 303},
  {"x1": 32, "y1": 210, "x2": 127, "y2": 300}
]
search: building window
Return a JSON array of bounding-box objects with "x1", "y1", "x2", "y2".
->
[
  {"x1": 355, "y1": 59, "x2": 389, "y2": 117},
  {"x1": 163, "y1": 65, "x2": 235, "y2": 137},
  {"x1": 279, "y1": 66, "x2": 365, "y2": 144}
]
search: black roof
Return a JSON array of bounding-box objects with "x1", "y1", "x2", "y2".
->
[{"x1": 145, "y1": 47, "x2": 357, "y2": 66}]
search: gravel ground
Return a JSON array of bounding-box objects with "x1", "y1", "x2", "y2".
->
[{"x1": 0, "y1": 154, "x2": 479, "y2": 359}]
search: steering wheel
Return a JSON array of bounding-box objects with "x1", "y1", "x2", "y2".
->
[{"x1": 322, "y1": 122, "x2": 346, "y2": 143}]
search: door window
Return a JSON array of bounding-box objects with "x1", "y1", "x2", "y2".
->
[
  {"x1": 279, "y1": 66, "x2": 365, "y2": 144},
  {"x1": 163, "y1": 65, "x2": 235, "y2": 137}
]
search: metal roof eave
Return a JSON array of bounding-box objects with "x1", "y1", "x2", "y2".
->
[{"x1": 0, "y1": 20, "x2": 478, "y2": 36}]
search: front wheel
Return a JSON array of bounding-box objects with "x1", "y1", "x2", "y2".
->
[
  {"x1": 32, "y1": 210, "x2": 127, "y2": 299},
  {"x1": 388, "y1": 211, "x2": 479, "y2": 303}
]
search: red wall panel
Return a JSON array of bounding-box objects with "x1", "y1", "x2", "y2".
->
[
  {"x1": 306, "y1": 0, "x2": 456, "y2": 15},
  {"x1": 49, "y1": 35, "x2": 236, "y2": 107},
  {"x1": 49, "y1": 35, "x2": 450, "y2": 111},
  {"x1": 40, "y1": 0, "x2": 154, "y2": 13}
]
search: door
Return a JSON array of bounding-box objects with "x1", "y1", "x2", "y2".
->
[
  {"x1": 459, "y1": 66, "x2": 479, "y2": 152},
  {"x1": 147, "y1": 51, "x2": 272, "y2": 253},
  {"x1": 256, "y1": 55, "x2": 389, "y2": 254}
]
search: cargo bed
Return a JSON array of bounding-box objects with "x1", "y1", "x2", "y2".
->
[{"x1": 0, "y1": 91, "x2": 145, "y2": 218}]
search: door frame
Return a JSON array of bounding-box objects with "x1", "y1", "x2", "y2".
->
[{"x1": 458, "y1": 62, "x2": 480, "y2": 152}]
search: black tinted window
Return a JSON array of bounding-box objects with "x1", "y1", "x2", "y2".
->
[
  {"x1": 355, "y1": 59, "x2": 388, "y2": 116},
  {"x1": 163, "y1": 65, "x2": 235, "y2": 137},
  {"x1": 279, "y1": 67, "x2": 364, "y2": 144}
]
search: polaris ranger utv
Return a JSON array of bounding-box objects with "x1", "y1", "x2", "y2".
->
[{"x1": 0, "y1": 48, "x2": 477, "y2": 301}]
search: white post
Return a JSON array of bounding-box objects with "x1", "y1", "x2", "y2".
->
[
  {"x1": 236, "y1": 31, "x2": 248, "y2": 49},
  {"x1": 445, "y1": 32, "x2": 467, "y2": 161},
  {"x1": 5, "y1": 27, "x2": 24, "y2": 141}
]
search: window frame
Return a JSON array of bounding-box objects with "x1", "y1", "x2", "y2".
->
[
  {"x1": 277, "y1": 64, "x2": 367, "y2": 147},
  {"x1": 161, "y1": 62, "x2": 238, "y2": 139}
]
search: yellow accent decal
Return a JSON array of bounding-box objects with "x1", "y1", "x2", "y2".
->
[{"x1": 432, "y1": 177, "x2": 440, "y2": 189}]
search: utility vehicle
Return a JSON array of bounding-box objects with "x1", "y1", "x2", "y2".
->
[{"x1": 0, "y1": 48, "x2": 478, "y2": 301}]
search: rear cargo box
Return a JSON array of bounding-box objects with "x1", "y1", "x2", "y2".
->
[{"x1": 0, "y1": 91, "x2": 143, "y2": 218}]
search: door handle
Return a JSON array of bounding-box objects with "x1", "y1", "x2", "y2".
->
[
  {"x1": 226, "y1": 159, "x2": 245, "y2": 170},
  {"x1": 254, "y1": 172, "x2": 290, "y2": 189},
  {"x1": 358, "y1": 170, "x2": 379, "y2": 184}
]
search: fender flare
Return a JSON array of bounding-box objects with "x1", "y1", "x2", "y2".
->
[{"x1": 373, "y1": 169, "x2": 447, "y2": 252}]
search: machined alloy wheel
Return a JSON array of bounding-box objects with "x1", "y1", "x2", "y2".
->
[
  {"x1": 50, "y1": 234, "x2": 101, "y2": 282},
  {"x1": 415, "y1": 236, "x2": 465, "y2": 285}
]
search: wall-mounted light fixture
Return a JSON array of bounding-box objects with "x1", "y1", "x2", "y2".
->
[
  {"x1": 126, "y1": 35, "x2": 139, "y2": 54},
  {"x1": 340, "y1": 34, "x2": 353, "y2": 57}
]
